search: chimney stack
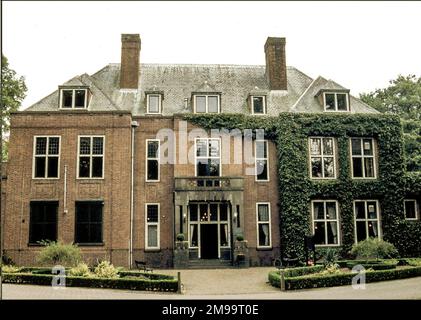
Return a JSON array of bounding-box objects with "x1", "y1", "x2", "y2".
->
[
  {"x1": 264, "y1": 37, "x2": 287, "y2": 91},
  {"x1": 120, "y1": 34, "x2": 141, "y2": 89}
]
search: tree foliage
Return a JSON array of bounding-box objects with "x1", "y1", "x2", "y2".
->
[
  {"x1": 1, "y1": 54, "x2": 27, "y2": 160},
  {"x1": 360, "y1": 75, "x2": 421, "y2": 171}
]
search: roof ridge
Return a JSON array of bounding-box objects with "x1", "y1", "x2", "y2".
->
[{"x1": 107, "y1": 62, "x2": 296, "y2": 69}]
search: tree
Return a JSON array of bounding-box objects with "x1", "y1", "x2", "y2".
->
[
  {"x1": 360, "y1": 75, "x2": 421, "y2": 172},
  {"x1": 1, "y1": 54, "x2": 28, "y2": 161}
]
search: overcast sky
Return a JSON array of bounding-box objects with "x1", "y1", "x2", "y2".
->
[{"x1": 3, "y1": 1, "x2": 421, "y2": 110}]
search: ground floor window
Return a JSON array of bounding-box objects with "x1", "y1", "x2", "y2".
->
[
  {"x1": 354, "y1": 200, "x2": 381, "y2": 242},
  {"x1": 311, "y1": 200, "x2": 340, "y2": 245},
  {"x1": 145, "y1": 204, "x2": 160, "y2": 250},
  {"x1": 29, "y1": 201, "x2": 58, "y2": 244},
  {"x1": 256, "y1": 203, "x2": 271, "y2": 248},
  {"x1": 404, "y1": 199, "x2": 419, "y2": 220},
  {"x1": 75, "y1": 201, "x2": 103, "y2": 244}
]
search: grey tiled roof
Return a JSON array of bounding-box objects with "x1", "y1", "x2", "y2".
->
[{"x1": 24, "y1": 63, "x2": 378, "y2": 115}]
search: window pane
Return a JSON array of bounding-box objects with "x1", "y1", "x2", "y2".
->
[
  {"x1": 48, "y1": 137, "x2": 60, "y2": 155},
  {"x1": 200, "y1": 204, "x2": 208, "y2": 222},
  {"x1": 368, "y1": 221, "x2": 379, "y2": 238},
  {"x1": 352, "y1": 158, "x2": 363, "y2": 178},
  {"x1": 195, "y1": 96, "x2": 206, "y2": 113},
  {"x1": 323, "y1": 138, "x2": 334, "y2": 155},
  {"x1": 326, "y1": 202, "x2": 337, "y2": 219},
  {"x1": 79, "y1": 157, "x2": 90, "y2": 177},
  {"x1": 367, "y1": 202, "x2": 378, "y2": 219},
  {"x1": 405, "y1": 201, "x2": 417, "y2": 219},
  {"x1": 310, "y1": 138, "x2": 321, "y2": 155},
  {"x1": 147, "y1": 225, "x2": 158, "y2": 247},
  {"x1": 76, "y1": 203, "x2": 90, "y2": 222},
  {"x1": 30, "y1": 202, "x2": 57, "y2": 244},
  {"x1": 197, "y1": 159, "x2": 209, "y2": 176},
  {"x1": 313, "y1": 202, "x2": 325, "y2": 220},
  {"x1": 90, "y1": 224, "x2": 103, "y2": 243},
  {"x1": 92, "y1": 137, "x2": 104, "y2": 155},
  {"x1": 220, "y1": 224, "x2": 228, "y2": 246},
  {"x1": 258, "y1": 223, "x2": 270, "y2": 246},
  {"x1": 92, "y1": 157, "x2": 103, "y2": 178},
  {"x1": 355, "y1": 202, "x2": 366, "y2": 219},
  {"x1": 196, "y1": 140, "x2": 207, "y2": 157},
  {"x1": 337, "y1": 94, "x2": 347, "y2": 111},
  {"x1": 364, "y1": 158, "x2": 375, "y2": 178},
  {"x1": 311, "y1": 158, "x2": 322, "y2": 178},
  {"x1": 327, "y1": 222, "x2": 338, "y2": 244},
  {"x1": 189, "y1": 204, "x2": 198, "y2": 221},
  {"x1": 79, "y1": 137, "x2": 91, "y2": 155},
  {"x1": 256, "y1": 159, "x2": 268, "y2": 180},
  {"x1": 190, "y1": 224, "x2": 198, "y2": 247},
  {"x1": 258, "y1": 204, "x2": 269, "y2": 221},
  {"x1": 147, "y1": 205, "x2": 159, "y2": 223},
  {"x1": 314, "y1": 222, "x2": 326, "y2": 244},
  {"x1": 36, "y1": 137, "x2": 47, "y2": 155},
  {"x1": 210, "y1": 204, "x2": 218, "y2": 221},
  {"x1": 62, "y1": 90, "x2": 73, "y2": 108},
  {"x1": 209, "y1": 159, "x2": 220, "y2": 176},
  {"x1": 76, "y1": 224, "x2": 90, "y2": 243},
  {"x1": 74, "y1": 90, "x2": 86, "y2": 108},
  {"x1": 323, "y1": 157, "x2": 335, "y2": 178},
  {"x1": 208, "y1": 96, "x2": 219, "y2": 113},
  {"x1": 256, "y1": 141, "x2": 267, "y2": 158},
  {"x1": 148, "y1": 95, "x2": 160, "y2": 113},
  {"x1": 35, "y1": 157, "x2": 46, "y2": 178},
  {"x1": 219, "y1": 203, "x2": 228, "y2": 221},
  {"x1": 356, "y1": 221, "x2": 367, "y2": 242},
  {"x1": 253, "y1": 96, "x2": 264, "y2": 114},
  {"x1": 351, "y1": 139, "x2": 362, "y2": 155},
  {"x1": 147, "y1": 141, "x2": 159, "y2": 158},
  {"x1": 363, "y1": 139, "x2": 373, "y2": 156},
  {"x1": 47, "y1": 157, "x2": 59, "y2": 178},
  {"x1": 209, "y1": 140, "x2": 220, "y2": 157},
  {"x1": 325, "y1": 93, "x2": 335, "y2": 110}
]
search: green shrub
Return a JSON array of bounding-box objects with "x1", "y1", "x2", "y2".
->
[
  {"x1": 36, "y1": 241, "x2": 81, "y2": 267},
  {"x1": 176, "y1": 233, "x2": 185, "y2": 241},
  {"x1": 268, "y1": 265, "x2": 325, "y2": 287},
  {"x1": 93, "y1": 261, "x2": 119, "y2": 278},
  {"x1": 236, "y1": 234, "x2": 244, "y2": 241},
  {"x1": 317, "y1": 248, "x2": 340, "y2": 267},
  {"x1": 2, "y1": 265, "x2": 21, "y2": 273},
  {"x1": 68, "y1": 263, "x2": 92, "y2": 277},
  {"x1": 350, "y1": 238, "x2": 399, "y2": 260},
  {"x1": 118, "y1": 270, "x2": 174, "y2": 280},
  {"x1": 320, "y1": 263, "x2": 341, "y2": 275}
]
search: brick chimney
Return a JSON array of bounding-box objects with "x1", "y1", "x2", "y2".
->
[
  {"x1": 264, "y1": 37, "x2": 287, "y2": 91},
  {"x1": 120, "y1": 34, "x2": 141, "y2": 89}
]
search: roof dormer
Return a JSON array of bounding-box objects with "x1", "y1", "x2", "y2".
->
[
  {"x1": 316, "y1": 89, "x2": 350, "y2": 112},
  {"x1": 59, "y1": 86, "x2": 91, "y2": 109}
]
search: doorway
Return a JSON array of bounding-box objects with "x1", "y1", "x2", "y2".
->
[{"x1": 200, "y1": 224, "x2": 218, "y2": 259}]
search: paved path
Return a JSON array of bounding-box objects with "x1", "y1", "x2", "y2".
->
[{"x1": 2, "y1": 268, "x2": 421, "y2": 299}]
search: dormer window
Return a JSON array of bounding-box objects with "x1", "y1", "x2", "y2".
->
[
  {"x1": 323, "y1": 92, "x2": 349, "y2": 112},
  {"x1": 146, "y1": 93, "x2": 162, "y2": 114},
  {"x1": 193, "y1": 94, "x2": 220, "y2": 113},
  {"x1": 59, "y1": 87, "x2": 89, "y2": 109},
  {"x1": 251, "y1": 96, "x2": 266, "y2": 114}
]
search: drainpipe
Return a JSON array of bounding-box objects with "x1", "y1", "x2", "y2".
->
[
  {"x1": 129, "y1": 121, "x2": 139, "y2": 269},
  {"x1": 63, "y1": 165, "x2": 68, "y2": 214}
]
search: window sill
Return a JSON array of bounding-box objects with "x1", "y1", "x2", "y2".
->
[
  {"x1": 28, "y1": 243, "x2": 54, "y2": 247},
  {"x1": 75, "y1": 243, "x2": 105, "y2": 247},
  {"x1": 256, "y1": 247, "x2": 273, "y2": 251},
  {"x1": 145, "y1": 248, "x2": 161, "y2": 252}
]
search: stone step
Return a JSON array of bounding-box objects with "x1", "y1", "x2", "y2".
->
[{"x1": 188, "y1": 259, "x2": 233, "y2": 269}]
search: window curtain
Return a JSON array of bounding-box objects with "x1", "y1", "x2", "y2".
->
[
  {"x1": 258, "y1": 205, "x2": 269, "y2": 221},
  {"x1": 261, "y1": 224, "x2": 270, "y2": 246},
  {"x1": 148, "y1": 225, "x2": 158, "y2": 247}
]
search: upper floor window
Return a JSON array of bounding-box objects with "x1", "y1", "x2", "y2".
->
[
  {"x1": 33, "y1": 136, "x2": 60, "y2": 179},
  {"x1": 323, "y1": 92, "x2": 349, "y2": 112},
  {"x1": 350, "y1": 138, "x2": 377, "y2": 179},
  {"x1": 78, "y1": 136, "x2": 104, "y2": 179},
  {"x1": 309, "y1": 137, "x2": 336, "y2": 179},
  {"x1": 404, "y1": 199, "x2": 419, "y2": 220},
  {"x1": 59, "y1": 88, "x2": 89, "y2": 109},
  {"x1": 251, "y1": 96, "x2": 266, "y2": 114},
  {"x1": 255, "y1": 140, "x2": 269, "y2": 181},
  {"x1": 146, "y1": 139, "x2": 160, "y2": 182},
  {"x1": 146, "y1": 94, "x2": 162, "y2": 114},
  {"x1": 194, "y1": 95, "x2": 220, "y2": 113},
  {"x1": 195, "y1": 138, "x2": 221, "y2": 177}
]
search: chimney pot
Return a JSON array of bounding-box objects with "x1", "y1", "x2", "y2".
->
[
  {"x1": 264, "y1": 37, "x2": 287, "y2": 91},
  {"x1": 120, "y1": 34, "x2": 141, "y2": 89}
]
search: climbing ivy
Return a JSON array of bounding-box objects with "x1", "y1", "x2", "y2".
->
[{"x1": 183, "y1": 113, "x2": 421, "y2": 259}]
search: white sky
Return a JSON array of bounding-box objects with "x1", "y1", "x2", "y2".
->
[{"x1": 3, "y1": 1, "x2": 421, "y2": 110}]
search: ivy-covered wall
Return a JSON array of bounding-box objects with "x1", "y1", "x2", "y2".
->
[{"x1": 183, "y1": 113, "x2": 421, "y2": 259}]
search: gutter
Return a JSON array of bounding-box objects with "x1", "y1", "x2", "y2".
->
[{"x1": 129, "y1": 120, "x2": 139, "y2": 268}]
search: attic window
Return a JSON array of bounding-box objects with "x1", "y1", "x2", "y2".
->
[
  {"x1": 146, "y1": 94, "x2": 162, "y2": 114},
  {"x1": 60, "y1": 88, "x2": 89, "y2": 109},
  {"x1": 323, "y1": 92, "x2": 349, "y2": 112},
  {"x1": 193, "y1": 95, "x2": 220, "y2": 113},
  {"x1": 251, "y1": 96, "x2": 266, "y2": 114}
]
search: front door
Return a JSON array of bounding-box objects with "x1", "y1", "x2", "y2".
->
[{"x1": 200, "y1": 224, "x2": 218, "y2": 259}]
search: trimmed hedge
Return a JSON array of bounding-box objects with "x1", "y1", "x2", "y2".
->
[
  {"x1": 269, "y1": 266, "x2": 421, "y2": 290},
  {"x1": 268, "y1": 265, "x2": 324, "y2": 288},
  {"x1": 3, "y1": 272, "x2": 178, "y2": 292}
]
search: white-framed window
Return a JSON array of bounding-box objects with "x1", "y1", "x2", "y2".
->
[
  {"x1": 251, "y1": 96, "x2": 266, "y2": 114},
  {"x1": 309, "y1": 137, "x2": 336, "y2": 179},
  {"x1": 350, "y1": 138, "x2": 377, "y2": 179},
  {"x1": 256, "y1": 203, "x2": 271, "y2": 248},
  {"x1": 354, "y1": 200, "x2": 381, "y2": 243},
  {"x1": 145, "y1": 203, "x2": 160, "y2": 250},
  {"x1": 255, "y1": 140, "x2": 269, "y2": 181},
  {"x1": 33, "y1": 136, "x2": 61, "y2": 179},
  {"x1": 323, "y1": 92, "x2": 349, "y2": 112},
  {"x1": 146, "y1": 94, "x2": 162, "y2": 114},
  {"x1": 59, "y1": 88, "x2": 89, "y2": 109},
  {"x1": 311, "y1": 200, "x2": 340, "y2": 246},
  {"x1": 404, "y1": 199, "x2": 419, "y2": 220},
  {"x1": 146, "y1": 139, "x2": 160, "y2": 182},
  {"x1": 77, "y1": 136, "x2": 105, "y2": 179},
  {"x1": 195, "y1": 138, "x2": 221, "y2": 177},
  {"x1": 193, "y1": 95, "x2": 220, "y2": 113}
]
